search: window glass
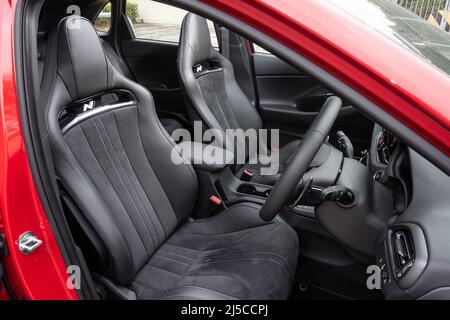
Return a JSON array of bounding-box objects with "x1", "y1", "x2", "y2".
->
[
  {"x1": 126, "y1": 1, "x2": 218, "y2": 46},
  {"x1": 94, "y1": 2, "x2": 112, "y2": 32},
  {"x1": 326, "y1": 0, "x2": 450, "y2": 76}
]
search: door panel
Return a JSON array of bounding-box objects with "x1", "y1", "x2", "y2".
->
[
  {"x1": 120, "y1": 39, "x2": 185, "y2": 116},
  {"x1": 253, "y1": 53, "x2": 373, "y2": 155}
]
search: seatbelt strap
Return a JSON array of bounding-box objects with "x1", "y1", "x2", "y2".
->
[{"x1": 221, "y1": 27, "x2": 230, "y2": 59}]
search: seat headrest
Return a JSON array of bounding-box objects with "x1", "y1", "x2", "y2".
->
[
  {"x1": 181, "y1": 13, "x2": 215, "y2": 64},
  {"x1": 56, "y1": 16, "x2": 112, "y2": 101}
]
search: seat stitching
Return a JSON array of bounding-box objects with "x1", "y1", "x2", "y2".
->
[
  {"x1": 202, "y1": 225, "x2": 291, "y2": 265},
  {"x1": 149, "y1": 254, "x2": 192, "y2": 267},
  {"x1": 143, "y1": 263, "x2": 187, "y2": 277},
  {"x1": 179, "y1": 274, "x2": 250, "y2": 298},
  {"x1": 199, "y1": 258, "x2": 290, "y2": 277},
  {"x1": 77, "y1": 125, "x2": 149, "y2": 260},
  {"x1": 211, "y1": 93, "x2": 232, "y2": 130},
  {"x1": 85, "y1": 122, "x2": 154, "y2": 254},
  {"x1": 94, "y1": 119, "x2": 157, "y2": 252},
  {"x1": 154, "y1": 249, "x2": 197, "y2": 262},
  {"x1": 161, "y1": 243, "x2": 199, "y2": 253},
  {"x1": 205, "y1": 251, "x2": 290, "y2": 267},
  {"x1": 112, "y1": 111, "x2": 173, "y2": 239},
  {"x1": 183, "y1": 224, "x2": 273, "y2": 237},
  {"x1": 99, "y1": 117, "x2": 166, "y2": 244},
  {"x1": 197, "y1": 72, "x2": 240, "y2": 130},
  {"x1": 135, "y1": 92, "x2": 198, "y2": 218}
]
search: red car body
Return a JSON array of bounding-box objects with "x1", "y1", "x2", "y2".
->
[{"x1": 0, "y1": 0, "x2": 449, "y2": 300}]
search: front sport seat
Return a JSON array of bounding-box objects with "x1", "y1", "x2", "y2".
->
[
  {"x1": 177, "y1": 14, "x2": 302, "y2": 185},
  {"x1": 42, "y1": 16, "x2": 298, "y2": 300}
]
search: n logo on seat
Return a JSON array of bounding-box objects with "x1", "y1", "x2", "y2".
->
[{"x1": 83, "y1": 100, "x2": 95, "y2": 112}]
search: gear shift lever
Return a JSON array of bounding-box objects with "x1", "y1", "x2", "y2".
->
[{"x1": 336, "y1": 131, "x2": 354, "y2": 158}]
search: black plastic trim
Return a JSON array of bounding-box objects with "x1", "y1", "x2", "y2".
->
[{"x1": 387, "y1": 224, "x2": 428, "y2": 289}]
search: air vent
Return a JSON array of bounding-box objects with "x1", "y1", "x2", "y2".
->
[
  {"x1": 391, "y1": 230, "x2": 415, "y2": 278},
  {"x1": 377, "y1": 129, "x2": 397, "y2": 164}
]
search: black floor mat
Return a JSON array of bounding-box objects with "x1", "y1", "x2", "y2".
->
[
  {"x1": 291, "y1": 282, "x2": 349, "y2": 300},
  {"x1": 291, "y1": 258, "x2": 384, "y2": 300}
]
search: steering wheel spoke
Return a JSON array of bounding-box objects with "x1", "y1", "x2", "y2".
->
[{"x1": 260, "y1": 96, "x2": 343, "y2": 221}]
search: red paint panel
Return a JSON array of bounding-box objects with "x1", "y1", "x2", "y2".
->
[{"x1": 0, "y1": 282, "x2": 10, "y2": 300}]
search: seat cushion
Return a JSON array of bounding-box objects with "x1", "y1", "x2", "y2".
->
[{"x1": 130, "y1": 202, "x2": 299, "y2": 300}]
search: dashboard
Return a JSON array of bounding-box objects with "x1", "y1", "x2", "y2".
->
[
  {"x1": 367, "y1": 125, "x2": 412, "y2": 214},
  {"x1": 367, "y1": 124, "x2": 450, "y2": 299},
  {"x1": 369, "y1": 125, "x2": 403, "y2": 171}
]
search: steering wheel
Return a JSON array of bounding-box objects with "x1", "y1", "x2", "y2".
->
[{"x1": 260, "y1": 96, "x2": 343, "y2": 221}]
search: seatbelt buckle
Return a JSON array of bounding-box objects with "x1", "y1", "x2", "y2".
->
[
  {"x1": 207, "y1": 195, "x2": 225, "y2": 216},
  {"x1": 209, "y1": 195, "x2": 222, "y2": 206},
  {"x1": 241, "y1": 169, "x2": 254, "y2": 182}
]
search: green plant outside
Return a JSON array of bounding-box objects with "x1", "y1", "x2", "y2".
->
[{"x1": 99, "y1": 2, "x2": 139, "y2": 23}]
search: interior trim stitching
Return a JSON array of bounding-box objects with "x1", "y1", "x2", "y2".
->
[
  {"x1": 92, "y1": 119, "x2": 157, "y2": 254},
  {"x1": 97, "y1": 117, "x2": 165, "y2": 246}
]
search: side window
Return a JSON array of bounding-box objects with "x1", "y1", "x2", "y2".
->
[
  {"x1": 126, "y1": 1, "x2": 218, "y2": 46},
  {"x1": 94, "y1": 2, "x2": 112, "y2": 33},
  {"x1": 207, "y1": 20, "x2": 219, "y2": 48}
]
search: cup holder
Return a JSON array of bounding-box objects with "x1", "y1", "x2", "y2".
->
[{"x1": 237, "y1": 183, "x2": 272, "y2": 198}]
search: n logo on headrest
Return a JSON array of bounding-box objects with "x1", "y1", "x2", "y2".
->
[{"x1": 83, "y1": 101, "x2": 95, "y2": 112}]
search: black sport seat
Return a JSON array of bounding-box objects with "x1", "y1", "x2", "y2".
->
[
  {"x1": 177, "y1": 14, "x2": 301, "y2": 185},
  {"x1": 42, "y1": 16, "x2": 298, "y2": 300}
]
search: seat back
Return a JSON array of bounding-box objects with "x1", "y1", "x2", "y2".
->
[
  {"x1": 42, "y1": 16, "x2": 198, "y2": 286},
  {"x1": 100, "y1": 39, "x2": 135, "y2": 80},
  {"x1": 177, "y1": 14, "x2": 263, "y2": 151}
]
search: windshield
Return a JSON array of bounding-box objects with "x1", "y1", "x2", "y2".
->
[{"x1": 326, "y1": 0, "x2": 450, "y2": 76}]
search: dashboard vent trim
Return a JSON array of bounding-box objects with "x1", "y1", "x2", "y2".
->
[{"x1": 391, "y1": 229, "x2": 415, "y2": 279}]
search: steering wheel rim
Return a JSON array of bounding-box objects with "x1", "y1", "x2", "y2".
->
[{"x1": 260, "y1": 96, "x2": 343, "y2": 221}]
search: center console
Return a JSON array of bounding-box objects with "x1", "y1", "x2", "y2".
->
[{"x1": 210, "y1": 142, "x2": 345, "y2": 213}]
